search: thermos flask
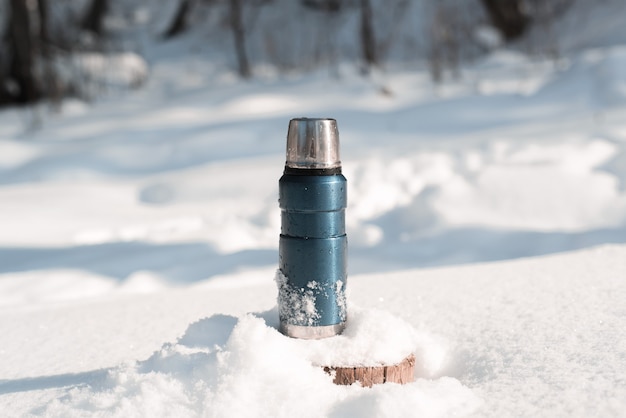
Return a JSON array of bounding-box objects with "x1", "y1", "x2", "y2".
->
[{"x1": 277, "y1": 117, "x2": 348, "y2": 339}]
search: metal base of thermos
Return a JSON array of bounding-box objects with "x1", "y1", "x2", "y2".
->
[{"x1": 280, "y1": 322, "x2": 346, "y2": 340}]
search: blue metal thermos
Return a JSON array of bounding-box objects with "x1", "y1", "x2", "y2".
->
[{"x1": 278, "y1": 118, "x2": 347, "y2": 339}]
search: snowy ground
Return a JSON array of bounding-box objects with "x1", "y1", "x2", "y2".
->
[
  {"x1": 0, "y1": 247, "x2": 624, "y2": 417},
  {"x1": 1, "y1": 39, "x2": 626, "y2": 416}
]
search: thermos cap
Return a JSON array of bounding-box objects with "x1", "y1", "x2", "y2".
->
[{"x1": 286, "y1": 118, "x2": 341, "y2": 169}]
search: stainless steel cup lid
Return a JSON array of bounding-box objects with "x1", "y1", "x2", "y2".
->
[{"x1": 286, "y1": 118, "x2": 341, "y2": 169}]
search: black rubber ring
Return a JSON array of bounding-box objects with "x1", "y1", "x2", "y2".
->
[{"x1": 283, "y1": 166, "x2": 342, "y2": 176}]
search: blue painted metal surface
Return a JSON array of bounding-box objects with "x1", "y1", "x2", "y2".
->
[{"x1": 278, "y1": 173, "x2": 348, "y2": 330}]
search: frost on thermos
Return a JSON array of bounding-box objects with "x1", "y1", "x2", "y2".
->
[
  {"x1": 275, "y1": 270, "x2": 347, "y2": 328},
  {"x1": 277, "y1": 118, "x2": 348, "y2": 339}
]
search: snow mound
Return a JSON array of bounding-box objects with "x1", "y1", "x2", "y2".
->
[{"x1": 38, "y1": 308, "x2": 480, "y2": 418}]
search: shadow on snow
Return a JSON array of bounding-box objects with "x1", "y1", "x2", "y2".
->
[{"x1": 0, "y1": 241, "x2": 276, "y2": 284}]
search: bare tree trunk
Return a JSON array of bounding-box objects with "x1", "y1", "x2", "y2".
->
[
  {"x1": 81, "y1": 0, "x2": 109, "y2": 37},
  {"x1": 163, "y1": 0, "x2": 193, "y2": 39},
  {"x1": 359, "y1": 0, "x2": 377, "y2": 71},
  {"x1": 229, "y1": 0, "x2": 251, "y2": 78},
  {"x1": 302, "y1": 0, "x2": 342, "y2": 12},
  {"x1": 7, "y1": 0, "x2": 41, "y2": 104},
  {"x1": 0, "y1": 34, "x2": 11, "y2": 105},
  {"x1": 481, "y1": 0, "x2": 529, "y2": 42},
  {"x1": 428, "y1": 4, "x2": 461, "y2": 83},
  {"x1": 37, "y1": 0, "x2": 61, "y2": 106}
]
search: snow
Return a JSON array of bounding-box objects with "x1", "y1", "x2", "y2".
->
[
  {"x1": 2, "y1": 6, "x2": 626, "y2": 415},
  {"x1": 276, "y1": 270, "x2": 323, "y2": 326},
  {"x1": 1, "y1": 247, "x2": 624, "y2": 417}
]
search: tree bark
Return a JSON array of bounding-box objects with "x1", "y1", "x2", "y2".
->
[
  {"x1": 37, "y1": 0, "x2": 61, "y2": 105},
  {"x1": 359, "y1": 0, "x2": 377, "y2": 69},
  {"x1": 229, "y1": 0, "x2": 251, "y2": 78},
  {"x1": 0, "y1": 38, "x2": 10, "y2": 105},
  {"x1": 5, "y1": 0, "x2": 41, "y2": 104},
  {"x1": 163, "y1": 0, "x2": 193, "y2": 39},
  {"x1": 481, "y1": 0, "x2": 530, "y2": 42},
  {"x1": 301, "y1": 0, "x2": 342, "y2": 13},
  {"x1": 81, "y1": 0, "x2": 109, "y2": 37},
  {"x1": 324, "y1": 354, "x2": 415, "y2": 387}
]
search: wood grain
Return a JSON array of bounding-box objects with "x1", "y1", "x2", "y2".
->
[{"x1": 324, "y1": 354, "x2": 415, "y2": 387}]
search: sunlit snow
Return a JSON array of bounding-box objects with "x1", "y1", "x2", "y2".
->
[{"x1": 1, "y1": 3, "x2": 626, "y2": 417}]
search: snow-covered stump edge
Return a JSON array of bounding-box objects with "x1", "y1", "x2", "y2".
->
[
  {"x1": 281, "y1": 307, "x2": 421, "y2": 387},
  {"x1": 324, "y1": 354, "x2": 416, "y2": 387}
]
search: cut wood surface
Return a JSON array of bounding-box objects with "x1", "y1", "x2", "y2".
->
[{"x1": 324, "y1": 354, "x2": 415, "y2": 387}]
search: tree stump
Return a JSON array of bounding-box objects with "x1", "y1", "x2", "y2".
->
[{"x1": 324, "y1": 354, "x2": 415, "y2": 387}]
